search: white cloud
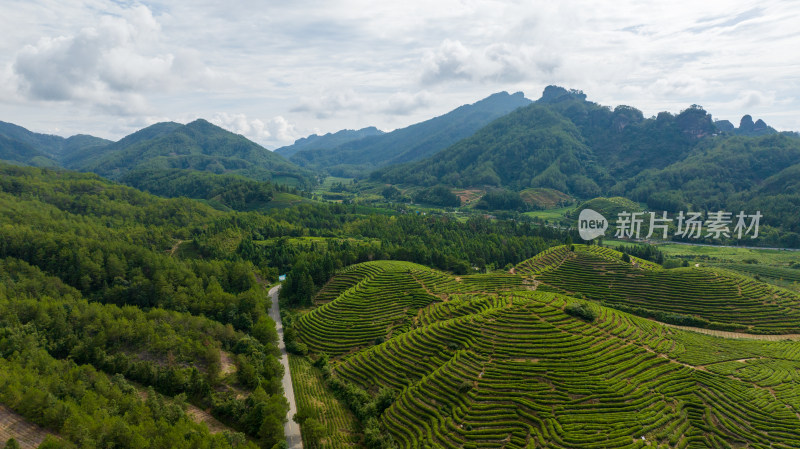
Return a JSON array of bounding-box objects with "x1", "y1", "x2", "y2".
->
[
  {"x1": 420, "y1": 39, "x2": 560, "y2": 86},
  {"x1": 380, "y1": 91, "x2": 433, "y2": 115},
  {"x1": 420, "y1": 39, "x2": 472, "y2": 85},
  {"x1": 211, "y1": 112, "x2": 297, "y2": 147},
  {"x1": 9, "y1": 4, "x2": 199, "y2": 116},
  {"x1": 292, "y1": 89, "x2": 432, "y2": 119},
  {"x1": 292, "y1": 90, "x2": 365, "y2": 119},
  {"x1": 3, "y1": 0, "x2": 800, "y2": 141}
]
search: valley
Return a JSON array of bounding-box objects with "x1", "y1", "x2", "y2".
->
[{"x1": 2, "y1": 85, "x2": 800, "y2": 448}]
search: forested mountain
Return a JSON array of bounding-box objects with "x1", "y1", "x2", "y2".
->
[
  {"x1": 377, "y1": 102, "x2": 599, "y2": 194},
  {"x1": 0, "y1": 133, "x2": 55, "y2": 166},
  {"x1": 286, "y1": 91, "x2": 532, "y2": 177},
  {"x1": 375, "y1": 86, "x2": 800, "y2": 243},
  {"x1": 0, "y1": 119, "x2": 315, "y2": 192},
  {"x1": 275, "y1": 126, "x2": 384, "y2": 158},
  {"x1": 73, "y1": 119, "x2": 314, "y2": 186},
  {"x1": 0, "y1": 120, "x2": 110, "y2": 167},
  {"x1": 0, "y1": 163, "x2": 289, "y2": 448}
]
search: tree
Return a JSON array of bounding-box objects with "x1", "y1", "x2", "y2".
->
[
  {"x1": 302, "y1": 418, "x2": 326, "y2": 448},
  {"x1": 252, "y1": 317, "x2": 278, "y2": 346},
  {"x1": 4, "y1": 439, "x2": 20, "y2": 449}
]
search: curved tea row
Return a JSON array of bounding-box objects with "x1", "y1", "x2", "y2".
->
[
  {"x1": 518, "y1": 246, "x2": 800, "y2": 334},
  {"x1": 335, "y1": 294, "x2": 800, "y2": 448}
]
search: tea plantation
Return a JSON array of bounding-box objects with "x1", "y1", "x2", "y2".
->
[
  {"x1": 516, "y1": 245, "x2": 800, "y2": 333},
  {"x1": 293, "y1": 256, "x2": 800, "y2": 448}
]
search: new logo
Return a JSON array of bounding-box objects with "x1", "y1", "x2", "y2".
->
[{"x1": 578, "y1": 209, "x2": 608, "y2": 241}]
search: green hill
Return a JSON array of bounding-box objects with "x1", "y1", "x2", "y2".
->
[
  {"x1": 293, "y1": 258, "x2": 800, "y2": 448},
  {"x1": 0, "y1": 120, "x2": 110, "y2": 166},
  {"x1": 0, "y1": 133, "x2": 55, "y2": 166},
  {"x1": 75, "y1": 119, "x2": 313, "y2": 186},
  {"x1": 287, "y1": 91, "x2": 532, "y2": 177},
  {"x1": 376, "y1": 101, "x2": 600, "y2": 194}
]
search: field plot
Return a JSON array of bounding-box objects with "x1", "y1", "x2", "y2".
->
[
  {"x1": 289, "y1": 355, "x2": 359, "y2": 448},
  {"x1": 651, "y1": 242, "x2": 800, "y2": 265},
  {"x1": 0, "y1": 404, "x2": 54, "y2": 449},
  {"x1": 294, "y1": 254, "x2": 800, "y2": 448},
  {"x1": 517, "y1": 245, "x2": 800, "y2": 334}
]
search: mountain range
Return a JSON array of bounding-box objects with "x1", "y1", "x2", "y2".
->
[
  {"x1": 275, "y1": 126, "x2": 384, "y2": 159},
  {"x1": 372, "y1": 86, "x2": 798, "y2": 242},
  {"x1": 2, "y1": 86, "x2": 798, "y2": 243},
  {"x1": 276, "y1": 91, "x2": 532, "y2": 177}
]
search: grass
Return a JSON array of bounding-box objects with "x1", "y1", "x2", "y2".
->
[
  {"x1": 320, "y1": 177, "x2": 355, "y2": 190},
  {"x1": 651, "y1": 241, "x2": 800, "y2": 265}
]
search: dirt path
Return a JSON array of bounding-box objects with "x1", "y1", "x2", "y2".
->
[
  {"x1": 219, "y1": 350, "x2": 236, "y2": 376},
  {"x1": 662, "y1": 324, "x2": 800, "y2": 341},
  {"x1": 169, "y1": 239, "x2": 185, "y2": 256},
  {"x1": 184, "y1": 404, "x2": 231, "y2": 434},
  {"x1": 0, "y1": 404, "x2": 55, "y2": 448},
  {"x1": 269, "y1": 284, "x2": 303, "y2": 449}
]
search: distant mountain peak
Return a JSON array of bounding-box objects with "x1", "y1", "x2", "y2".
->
[
  {"x1": 715, "y1": 115, "x2": 776, "y2": 136},
  {"x1": 740, "y1": 114, "x2": 755, "y2": 131},
  {"x1": 538, "y1": 85, "x2": 588, "y2": 104}
]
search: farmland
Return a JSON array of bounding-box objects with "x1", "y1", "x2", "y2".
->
[
  {"x1": 517, "y1": 245, "x2": 800, "y2": 333},
  {"x1": 292, "y1": 255, "x2": 800, "y2": 448}
]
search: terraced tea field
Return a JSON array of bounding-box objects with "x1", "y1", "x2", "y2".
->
[
  {"x1": 295, "y1": 261, "x2": 525, "y2": 356},
  {"x1": 289, "y1": 355, "x2": 359, "y2": 448},
  {"x1": 516, "y1": 245, "x2": 800, "y2": 334},
  {"x1": 292, "y1": 257, "x2": 800, "y2": 448}
]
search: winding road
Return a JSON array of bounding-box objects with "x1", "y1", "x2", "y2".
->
[{"x1": 268, "y1": 285, "x2": 303, "y2": 449}]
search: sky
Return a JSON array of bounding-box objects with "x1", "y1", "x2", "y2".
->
[{"x1": 1, "y1": 0, "x2": 799, "y2": 149}]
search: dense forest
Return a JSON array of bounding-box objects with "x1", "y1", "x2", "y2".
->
[
  {"x1": 0, "y1": 162, "x2": 572, "y2": 447},
  {"x1": 119, "y1": 168, "x2": 300, "y2": 212},
  {"x1": 0, "y1": 164, "x2": 290, "y2": 448}
]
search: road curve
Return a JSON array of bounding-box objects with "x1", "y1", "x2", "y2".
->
[{"x1": 268, "y1": 285, "x2": 303, "y2": 449}]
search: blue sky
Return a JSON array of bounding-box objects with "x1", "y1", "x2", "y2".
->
[{"x1": 1, "y1": 0, "x2": 799, "y2": 148}]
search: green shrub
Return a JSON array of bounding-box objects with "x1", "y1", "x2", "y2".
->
[{"x1": 565, "y1": 301, "x2": 596, "y2": 322}]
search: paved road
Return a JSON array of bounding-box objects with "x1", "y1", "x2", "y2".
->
[
  {"x1": 268, "y1": 285, "x2": 303, "y2": 449},
  {"x1": 663, "y1": 323, "x2": 800, "y2": 341}
]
